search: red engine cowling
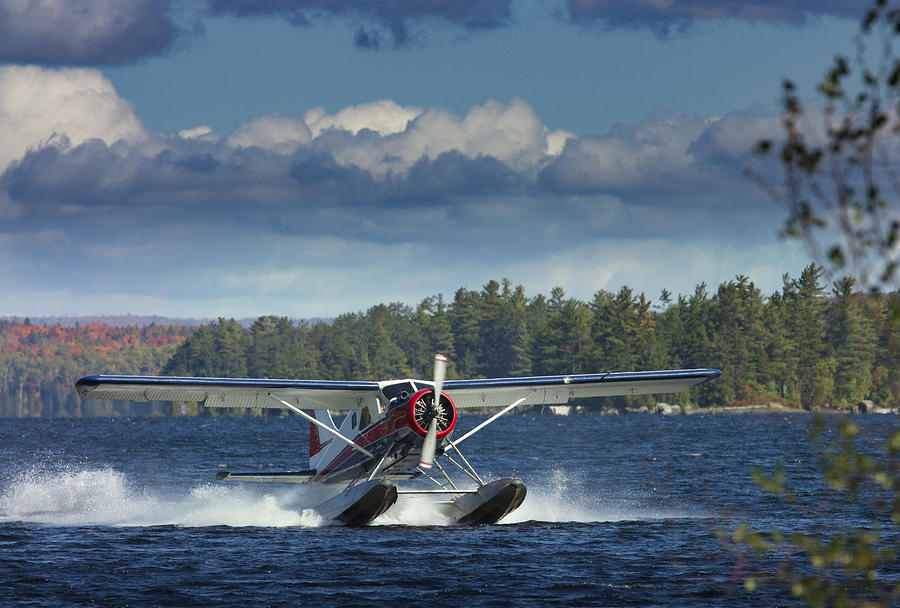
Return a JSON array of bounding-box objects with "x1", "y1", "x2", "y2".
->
[{"x1": 407, "y1": 388, "x2": 457, "y2": 439}]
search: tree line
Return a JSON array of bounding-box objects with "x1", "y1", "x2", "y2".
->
[
  {"x1": 0, "y1": 321, "x2": 193, "y2": 417},
  {"x1": 1, "y1": 265, "x2": 896, "y2": 417},
  {"x1": 162, "y1": 265, "x2": 898, "y2": 413}
]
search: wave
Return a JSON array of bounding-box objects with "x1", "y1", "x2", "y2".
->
[
  {"x1": 0, "y1": 468, "x2": 321, "y2": 528},
  {"x1": 502, "y1": 469, "x2": 703, "y2": 524},
  {"x1": 0, "y1": 468, "x2": 701, "y2": 528}
]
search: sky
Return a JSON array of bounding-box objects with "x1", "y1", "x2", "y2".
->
[{"x1": 0, "y1": 0, "x2": 869, "y2": 319}]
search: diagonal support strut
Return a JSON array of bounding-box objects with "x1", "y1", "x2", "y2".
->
[{"x1": 267, "y1": 393, "x2": 374, "y2": 458}]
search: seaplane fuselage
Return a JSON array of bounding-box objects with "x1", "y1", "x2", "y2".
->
[{"x1": 307, "y1": 379, "x2": 457, "y2": 483}]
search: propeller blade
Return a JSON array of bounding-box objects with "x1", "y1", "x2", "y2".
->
[
  {"x1": 419, "y1": 354, "x2": 447, "y2": 470},
  {"x1": 433, "y1": 353, "x2": 446, "y2": 397},
  {"x1": 419, "y1": 417, "x2": 438, "y2": 470}
]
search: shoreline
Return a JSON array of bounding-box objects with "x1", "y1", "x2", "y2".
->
[{"x1": 538, "y1": 403, "x2": 899, "y2": 416}]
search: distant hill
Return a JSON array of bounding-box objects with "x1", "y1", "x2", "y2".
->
[
  {"x1": 0, "y1": 314, "x2": 335, "y2": 417},
  {"x1": 0, "y1": 320, "x2": 196, "y2": 417},
  {"x1": 0, "y1": 315, "x2": 210, "y2": 328},
  {"x1": 0, "y1": 315, "x2": 333, "y2": 328}
]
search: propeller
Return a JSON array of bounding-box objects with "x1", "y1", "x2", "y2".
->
[{"x1": 418, "y1": 353, "x2": 446, "y2": 470}]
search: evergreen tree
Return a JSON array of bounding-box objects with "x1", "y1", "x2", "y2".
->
[
  {"x1": 449, "y1": 287, "x2": 482, "y2": 378},
  {"x1": 707, "y1": 276, "x2": 770, "y2": 404},
  {"x1": 785, "y1": 265, "x2": 835, "y2": 408},
  {"x1": 247, "y1": 316, "x2": 297, "y2": 378},
  {"x1": 828, "y1": 277, "x2": 878, "y2": 408},
  {"x1": 534, "y1": 287, "x2": 592, "y2": 374},
  {"x1": 477, "y1": 280, "x2": 506, "y2": 378},
  {"x1": 365, "y1": 304, "x2": 412, "y2": 379},
  {"x1": 504, "y1": 282, "x2": 533, "y2": 377},
  {"x1": 417, "y1": 295, "x2": 458, "y2": 378},
  {"x1": 293, "y1": 321, "x2": 323, "y2": 379},
  {"x1": 763, "y1": 281, "x2": 798, "y2": 402}
]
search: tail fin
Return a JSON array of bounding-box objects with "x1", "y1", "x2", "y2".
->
[{"x1": 308, "y1": 409, "x2": 336, "y2": 471}]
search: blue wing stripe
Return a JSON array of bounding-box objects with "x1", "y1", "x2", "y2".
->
[{"x1": 76, "y1": 375, "x2": 378, "y2": 395}]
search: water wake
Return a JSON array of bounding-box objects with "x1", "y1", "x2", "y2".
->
[
  {"x1": 502, "y1": 469, "x2": 702, "y2": 524},
  {"x1": 0, "y1": 468, "x2": 700, "y2": 528},
  {"x1": 0, "y1": 468, "x2": 322, "y2": 528}
]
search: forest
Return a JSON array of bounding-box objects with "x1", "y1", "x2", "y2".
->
[
  {"x1": 1, "y1": 265, "x2": 897, "y2": 417},
  {"x1": 0, "y1": 321, "x2": 193, "y2": 417}
]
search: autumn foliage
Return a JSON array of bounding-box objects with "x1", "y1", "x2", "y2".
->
[{"x1": 0, "y1": 320, "x2": 192, "y2": 417}]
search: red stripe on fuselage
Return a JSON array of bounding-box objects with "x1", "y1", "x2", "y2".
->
[
  {"x1": 309, "y1": 419, "x2": 332, "y2": 457},
  {"x1": 313, "y1": 406, "x2": 413, "y2": 481}
]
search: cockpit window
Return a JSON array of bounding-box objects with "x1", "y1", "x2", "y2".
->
[{"x1": 381, "y1": 381, "x2": 415, "y2": 404}]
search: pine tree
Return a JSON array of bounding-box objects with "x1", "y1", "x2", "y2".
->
[
  {"x1": 708, "y1": 276, "x2": 770, "y2": 404},
  {"x1": 534, "y1": 287, "x2": 591, "y2": 374},
  {"x1": 449, "y1": 287, "x2": 482, "y2": 378},
  {"x1": 505, "y1": 282, "x2": 533, "y2": 376},
  {"x1": 786, "y1": 265, "x2": 835, "y2": 408},
  {"x1": 417, "y1": 294, "x2": 458, "y2": 378},
  {"x1": 763, "y1": 281, "x2": 798, "y2": 402},
  {"x1": 829, "y1": 277, "x2": 878, "y2": 408}
]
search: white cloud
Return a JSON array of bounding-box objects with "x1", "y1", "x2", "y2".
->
[
  {"x1": 455, "y1": 98, "x2": 559, "y2": 171},
  {"x1": 544, "y1": 109, "x2": 715, "y2": 192},
  {"x1": 226, "y1": 114, "x2": 312, "y2": 153},
  {"x1": 546, "y1": 129, "x2": 575, "y2": 156},
  {"x1": 0, "y1": 75, "x2": 790, "y2": 213},
  {"x1": 0, "y1": 78, "x2": 577, "y2": 189},
  {"x1": 0, "y1": 65, "x2": 146, "y2": 172},
  {"x1": 303, "y1": 99, "x2": 422, "y2": 137},
  {"x1": 0, "y1": 66, "x2": 781, "y2": 205},
  {"x1": 310, "y1": 97, "x2": 573, "y2": 179},
  {"x1": 178, "y1": 125, "x2": 219, "y2": 142},
  {"x1": 689, "y1": 107, "x2": 782, "y2": 164}
]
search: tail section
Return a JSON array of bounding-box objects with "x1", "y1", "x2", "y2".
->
[{"x1": 308, "y1": 409, "x2": 336, "y2": 471}]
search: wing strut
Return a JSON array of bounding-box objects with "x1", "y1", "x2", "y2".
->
[
  {"x1": 267, "y1": 393, "x2": 375, "y2": 458},
  {"x1": 367, "y1": 441, "x2": 395, "y2": 482},
  {"x1": 450, "y1": 391, "x2": 535, "y2": 447}
]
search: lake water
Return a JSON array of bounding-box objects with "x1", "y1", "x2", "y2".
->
[{"x1": 0, "y1": 413, "x2": 896, "y2": 607}]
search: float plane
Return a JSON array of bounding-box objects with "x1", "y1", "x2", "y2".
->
[{"x1": 76, "y1": 356, "x2": 720, "y2": 525}]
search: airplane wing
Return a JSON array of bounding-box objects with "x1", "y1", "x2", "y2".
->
[
  {"x1": 75, "y1": 368, "x2": 721, "y2": 411},
  {"x1": 75, "y1": 375, "x2": 380, "y2": 411},
  {"x1": 442, "y1": 368, "x2": 721, "y2": 409}
]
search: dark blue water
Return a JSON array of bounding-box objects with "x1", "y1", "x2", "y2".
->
[{"x1": 0, "y1": 413, "x2": 896, "y2": 607}]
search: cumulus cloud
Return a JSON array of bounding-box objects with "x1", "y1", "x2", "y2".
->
[
  {"x1": 304, "y1": 100, "x2": 421, "y2": 137},
  {"x1": 304, "y1": 98, "x2": 570, "y2": 179},
  {"x1": 0, "y1": 0, "x2": 191, "y2": 65},
  {"x1": 0, "y1": 65, "x2": 785, "y2": 215},
  {"x1": 177, "y1": 125, "x2": 220, "y2": 143},
  {"x1": 227, "y1": 114, "x2": 312, "y2": 153},
  {"x1": 565, "y1": 0, "x2": 866, "y2": 36},
  {"x1": 540, "y1": 107, "x2": 785, "y2": 198},
  {"x1": 540, "y1": 109, "x2": 716, "y2": 194},
  {"x1": 0, "y1": 68, "x2": 802, "y2": 318},
  {"x1": 688, "y1": 106, "x2": 782, "y2": 168},
  {"x1": 204, "y1": 0, "x2": 514, "y2": 49},
  {"x1": 0, "y1": 66, "x2": 147, "y2": 172}
]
